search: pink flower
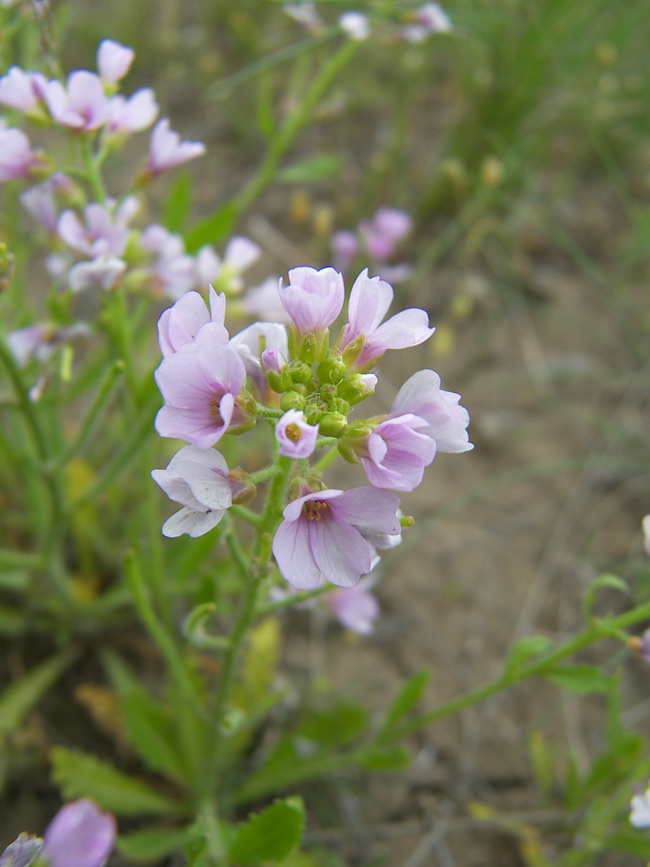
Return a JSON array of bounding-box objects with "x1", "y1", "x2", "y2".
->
[
  {"x1": 158, "y1": 287, "x2": 227, "y2": 357},
  {"x1": 57, "y1": 201, "x2": 133, "y2": 258},
  {"x1": 338, "y1": 269, "x2": 434, "y2": 371},
  {"x1": 96, "y1": 39, "x2": 134, "y2": 84},
  {"x1": 44, "y1": 71, "x2": 111, "y2": 130},
  {"x1": 349, "y1": 414, "x2": 436, "y2": 491},
  {"x1": 331, "y1": 230, "x2": 359, "y2": 273},
  {"x1": 152, "y1": 445, "x2": 243, "y2": 537},
  {"x1": 402, "y1": 2, "x2": 451, "y2": 42},
  {"x1": 275, "y1": 409, "x2": 318, "y2": 459},
  {"x1": 239, "y1": 276, "x2": 290, "y2": 323},
  {"x1": 138, "y1": 223, "x2": 198, "y2": 299},
  {"x1": 195, "y1": 237, "x2": 261, "y2": 293},
  {"x1": 359, "y1": 207, "x2": 412, "y2": 261},
  {"x1": 272, "y1": 486, "x2": 401, "y2": 589},
  {"x1": 279, "y1": 266, "x2": 345, "y2": 336},
  {"x1": 230, "y1": 321, "x2": 289, "y2": 395},
  {"x1": 7, "y1": 322, "x2": 88, "y2": 367},
  {"x1": 0, "y1": 127, "x2": 41, "y2": 181},
  {"x1": 20, "y1": 174, "x2": 70, "y2": 233},
  {"x1": 330, "y1": 577, "x2": 380, "y2": 634},
  {"x1": 107, "y1": 88, "x2": 158, "y2": 134},
  {"x1": 146, "y1": 118, "x2": 206, "y2": 177},
  {"x1": 283, "y1": 2, "x2": 323, "y2": 32},
  {"x1": 154, "y1": 323, "x2": 247, "y2": 448},
  {"x1": 339, "y1": 11, "x2": 370, "y2": 40},
  {"x1": 67, "y1": 255, "x2": 126, "y2": 292},
  {"x1": 388, "y1": 369, "x2": 473, "y2": 453},
  {"x1": 0, "y1": 67, "x2": 47, "y2": 114},
  {"x1": 42, "y1": 799, "x2": 116, "y2": 867}
]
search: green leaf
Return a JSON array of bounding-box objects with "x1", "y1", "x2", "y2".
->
[
  {"x1": 543, "y1": 664, "x2": 614, "y2": 694},
  {"x1": 103, "y1": 653, "x2": 188, "y2": 785},
  {"x1": 299, "y1": 701, "x2": 368, "y2": 748},
  {"x1": 117, "y1": 827, "x2": 187, "y2": 861},
  {"x1": 583, "y1": 573, "x2": 628, "y2": 621},
  {"x1": 0, "y1": 651, "x2": 74, "y2": 736},
  {"x1": 357, "y1": 746, "x2": 411, "y2": 772},
  {"x1": 504, "y1": 635, "x2": 553, "y2": 673},
  {"x1": 51, "y1": 747, "x2": 185, "y2": 817},
  {"x1": 162, "y1": 172, "x2": 193, "y2": 233},
  {"x1": 379, "y1": 669, "x2": 430, "y2": 734},
  {"x1": 185, "y1": 203, "x2": 238, "y2": 252},
  {"x1": 603, "y1": 828, "x2": 650, "y2": 858},
  {"x1": 229, "y1": 798, "x2": 305, "y2": 865},
  {"x1": 277, "y1": 154, "x2": 341, "y2": 184}
]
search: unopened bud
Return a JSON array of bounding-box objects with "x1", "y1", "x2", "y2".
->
[
  {"x1": 318, "y1": 411, "x2": 347, "y2": 437},
  {"x1": 337, "y1": 373, "x2": 377, "y2": 404},
  {"x1": 290, "y1": 360, "x2": 313, "y2": 385},
  {"x1": 328, "y1": 397, "x2": 350, "y2": 415},
  {"x1": 280, "y1": 390, "x2": 306, "y2": 412},
  {"x1": 316, "y1": 356, "x2": 347, "y2": 385}
]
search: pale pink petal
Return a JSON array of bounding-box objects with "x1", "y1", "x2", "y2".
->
[{"x1": 272, "y1": 518, "x2": 322, "y2": 590}]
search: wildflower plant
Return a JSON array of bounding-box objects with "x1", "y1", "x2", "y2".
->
[{"x1": 1, "y1": 3, "x2": 650, "y2": 866}]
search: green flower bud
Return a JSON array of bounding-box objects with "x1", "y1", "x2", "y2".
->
[
  {"x1": 316, "y1": 356, "x2": 347, "y2": 385},
  {"x1": 290, "y1": 360, "x2": 313, "y2": 385},
  {"x1": 280, "y1": 390, "x2": 306, "y2": 412},
  {"x1": 318, "y1": 411, "x2": 348, "y2": 438},
  {"x1": 295, "y1": 330, "x2": 329, "y2": 365},
  {"x1": 337, "y1": 374, "x2": 377, "y2": 405},
  {"x1": 265, "y1": 367, "x2": 293, "y2": 394},
  {"x1": 328, "y1": 397, "x2": 350, "y2": 415}
]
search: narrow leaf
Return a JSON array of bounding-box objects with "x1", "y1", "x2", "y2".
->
[
  {"x1": 380, "y1": 669, "x2": 430, "y2": 734},
  {"x1": 277, "y1": 154, "x2": 341, "y2": 184},
  {"x1": 357, "y1": 746, "x2": 411, "y2": 772},
  {"x1": 504, "y1": 636, "x2": 553, "y2": 673},
  {"x1": 0, "y1": 651, "x2": 74, "y2": 736},
  {"x1": 51, "y1": 747, "x2": 185, "y2": 817},
  {"x1": 543, "y1": 665, "x2": 613, "y2": 695}
]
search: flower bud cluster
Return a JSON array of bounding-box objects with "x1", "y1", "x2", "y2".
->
[{"x1": 152, "y1": 265, "x2": 473, "y2": 594}]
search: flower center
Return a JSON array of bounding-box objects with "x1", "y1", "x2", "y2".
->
[
  {"x1": 285, "y1": 423, "x2": 301, "y2": 443},
  {"x1": 304, "y1": 500, "x2": 329, "y2": 521},
  {"x1": 209, "y1": 397, "x2": 223, "y2": 423}
]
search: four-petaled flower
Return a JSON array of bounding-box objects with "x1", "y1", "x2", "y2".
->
[{"x1": 275, "y1": 409, "x2": 319, "y2": 459}]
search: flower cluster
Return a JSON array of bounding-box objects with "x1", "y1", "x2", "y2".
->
[
  {"x1": 284, "y1": 2, "x2": 451, "y2": 43},
  {"x1": 0, "y1": 41, "x2": 266, "y2": 301},
  {"x1": 0, "y1": 799, "x2": 115, "y2": 867},
  {"x1": 331, "y1": 207, "x2": 413, "y2": 284},
  {"x1": 152, "y1": 265, "x2": 472, "y2": 593}
]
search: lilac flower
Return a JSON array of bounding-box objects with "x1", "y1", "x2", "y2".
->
[
  {"x1": 230, "y1": 321, "x2": 289, "y2": 394},
  {"x1": 145, "y1": 118, "x2": 206, "y2": 178},
  {"x1": 0, "y1": 68, "x2": 47, "y2": 114},
  {"x1": 158, "y1": 287, "x2": 227, "y2": 357},
  {"x1": 350, "y1": 414, "x2": 436, "y2": 491},
  {"x1": 96, "y1": 39, "x2": 134, "y2": 85},
  {"x1": 359, "y1": 207, "x2": 412, "y2": 261},
  {"x1": 283, "y1": 2, "x2": 323, "y2": 32},
  {"x1": 331, "y1": 230, "x2": 359, "y2": 273},
  {"x1": 20, "y1": 174, "x2": 70, "y2": 234},
  {"x1": 44, "y1": 71, "x2": 111, "y2": 130},
  {"x1": 67, "y1": 254, "x2": 126, "y2": 293},
  {"x1": 42, "y1": 799, "x2": 116, "y2": 867},
  {"x1": 138, "y1": 223, "x2": 197, "y2": 299},
  {"x1": 57, "y1": 199, "x2": 135, "y2": 258},
  {"x1": 239, "y1": 276, "x2": 290, "y2": 323},
  {"x1": 154, "y1": 323, "x2": 247, "y2": 448},
  {"x1": 643, "y1": 515, "x2": 650, "y2": 557},
  {"x1": 152, "y1": 445, "x2": 243, "y2": 537},
  {"x1": 272, "y1": 486, "x2": 401, "y2": 589},
  {"x1": 339, "y1": 11, "x2": 371, "y2": 40},
  {"x1": 402, "y1": 2, "x2": 451, "y2": 43},
  {"x1": 7, "y1": 322, "x2": 89, "y2": 367},
  {"x1": 630, "y1": 785, "x2": 650, "y2": 828},
  {"x1": 0, "y1": 128, "x2": 41, "y2": 182},
  {"x1": 279, "y1": 266, "x2": 345, "y2": 336},
  {"x1": 275, "y1": 409, "x2": 318, "y2": 459},
  {"x1": 195, "y1": 237, "x2": 261, "y2": 294},
  {"x1": 338, "y1": 269, "x2": 434, "y2": 371},
  {"x1": 107, "y1": 88, "x2": 158, "y2": 134},
  {"x1": 388, "y1": 369, "x2": 473, "y2": 453},
  {"x1": 330, "y1": 577, "x2": 379, "y2": 635}
]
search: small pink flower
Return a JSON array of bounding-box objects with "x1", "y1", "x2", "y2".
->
[
  {"x1": 275, "y1": 409, "x2": 319, "y2": 459},
  {"x1": 0, "y1": 67, "x2": 47, "y2": 114},
  {"x1": 43, "y1": 799, "x2": 116, "y2": 867},
  {"x1": 388, "y1": 369, "x2": 473, "y2": 453},
  {"x1": 0, "y1": 127, "x2": 41, "y2": 181},
  {"x1": 146, "y1": 118, "x2": 206, "y2": 177},
  {"x1": 107, "y1": 88, "x2": 158, "y2": 134},
  {"x1": 6, "y1": 322, "x2": 88, "y2": 366},
  {"x1": 158, "y1": 287, "x2": 227, "y2": 357},
  {"x1": 330, "y1": 577, "x2": 380, "y2": 634},
  {"x1": 154, "y1": 323, "x2": 247, "y2": 448},
  {"x1": 20, "y1": 175, "x2": 69, "y2": 233},
  {"x1": 272, "y1": 486, "x2": 401, "y2": 589},
  {"x1": 67, "y1": 255, "x2": 126, "y2": 293},
  {"x1": 152, "y1": 445, "x2": 244, "y2": 537},
  {"x1": 96, "y1": 39, "x2": 134, "y2": 84},
  {"x1": 351, "y1": 414, "x2": 436, "y2": 491},
  {"x1": 359, "y1": 207, "x2": 412, "y2": 261},
  {"x1": 44, "y1": 71, "x2": 111, "y2": 130},
  {"x1": 339, "y1": 11, "x2": 370, "y2": 40},
  {"x1": 239, "y1": 276, "x2": 290, "y2": 322},
  {"x1": 338, "y1": 269, "x2": 434, "y2": 371},
  {"x1": 230, "y1": 321, "x2": 289, "y2": 395},
  {"x1": 195, "y1": 236, "x2": 261, "y2": 293},
  {"x1": 402, "y1": 2, "x2": 451, "y2": 42},
  {"x1": 57, "y1": 201, "x2": 132, "y2": 258},
  {"x1": 279, "y1": 266, "x2": 345, "y2": 336},
  {"x1": 283, "y1": 2, "x2": 323, "y2": 32}
]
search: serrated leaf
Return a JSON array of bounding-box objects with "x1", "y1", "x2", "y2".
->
[
  {"x1": 380, "y1": 669, "x2": 430, "y2": 734},
  {"x1": 117, "y1": 827, "x2": 187, "y2": 861},
  {"x1": 0, "y1": 651, "x2": 74, "y2": 736},
  {"x1": 504, "y1": 636, "x2": 553, "y2": 673},
  {"x1": 277, "y1": 154, "x2": 341, "y2": 184},
  {"x1": 51, "y1": 747, "x2": 184, "y2": 817},
  {"x1": 543, "y1": 665, "x2": 614, "y2": 694},
  {"x1": 357, "y1": 746, "x2": 411, "y2": 772},
  {"x1": 229, "y1": 798, "x2": 304, "y2": 865}
]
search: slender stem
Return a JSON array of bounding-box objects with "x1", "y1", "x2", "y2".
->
[
  {"x1": 257, "y1": 583, "x2": 332, "y2": 617},
  {"x1": 311, "y1": 445, "x2": 339, "y2": 475},
  {"x1": 79, "y1": 136, "x2": 107, "y2": 203}
]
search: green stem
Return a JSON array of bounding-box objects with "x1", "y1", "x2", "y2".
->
[
  {"x1": 79, "y1": 137, "x2": 107, "y2": 203},
  {"x1": 257, "y1": 583, "x2": 332, "y2": 617},
  {"x1": 311, "y1": 445, "x2": 339, "y2": 475}
]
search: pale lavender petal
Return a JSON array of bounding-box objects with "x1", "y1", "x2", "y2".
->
[
  {"x1": 280, "y1": 266, "x2": 345, "y2": 333},
  {"x1": 333, "y1": 487, "x2": 401, "y2": 535},
  {"x1": 239, "y1": 276, "x2": 289, "y2": 322},
  {"x1": 151, "y1": 468, "x2": 201, "y2": 511},
  {"x1": 224, "y1": 236, "x2": 261, "y2": 272},
  {"x1": 345, "y1": 269, "x2": 393, "y2": 337},
  {"x1": 162, "y1": 507, "x2": 225, "y2": 538},
  {"x1": 97, "y1": 39, "x2": 134, "y2": 84},
  {"x1": 390, "y1": 369, "x2": 472, "y2": 453},
  {"x1": 68, "y1": 255, "x2": 126, "y2": 293},
  {"x1": 0, "y1": 832, "x2": 43, "y2": 867},
  {"x1": 282, "y1": 489, "x2": 343, "y2": 523},
  {"x1": 310, "y1": 516, "x2": 371, "y2": 587},
  {"x1": 108, "y1": 88, "x2": 158, "y2": 133},
  {"x1": 0, "y1": 128, "x2": 38, "y2": 181},
  {"x1": 371, "y1": 307, "x2": 434, "y2": 350},
  {"x1": 0, "y1": 67, "x2": 41, "y2": 112},
  {"x1": 330, "y1": 580, "x2": 379, "y2": 634},
  {"x1": 272, "y1": 518, "x2": 322, "y2": 590},
  {"x1": 43, "y1": 799, "x2": 116, "y2": 867},
  {"x1": 275, "y1": 409, "x2": 318, "y2": 459}
]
